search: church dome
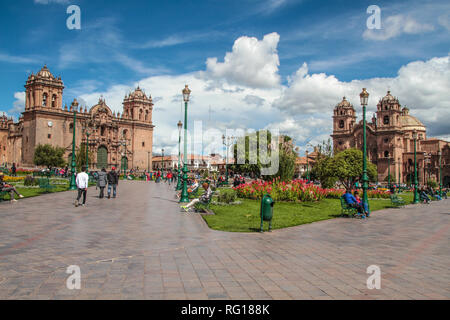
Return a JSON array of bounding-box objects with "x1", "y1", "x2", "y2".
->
[
  {"x1": 382, "y1": 90, "x2": 397, "y2": 102},
  {"x1": 401, "y1": 114, "x2": 426, "y2": 131},
  {"x1": 129, "y1": 87, "x2": 147, "y2": 99},
  {"x1": 336, "y1": 97, "x2": 352, "y2": 108},
  {"x1": 37, "y1": 65, "x2": 54, "y2": 79}
]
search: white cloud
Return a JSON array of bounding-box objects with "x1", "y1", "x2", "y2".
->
[
  {"x1": 9, "y1": 92, "x2": 25, "y2": 115},
  {"x1": 0, "y1": 52, "x2": 38, "y2": 64},
  {"x1": 363, "y1": 14, "x2": 434, "y2": 41},
  {"x1": 50, "y1": 32, "x2": 449, "y2": 155},
  {"x1": 274, "y1": 56, "x2": 450, "y2": 138},
  {"x1": 204, "y1": 32, "x2": 281, "y2": 88}
]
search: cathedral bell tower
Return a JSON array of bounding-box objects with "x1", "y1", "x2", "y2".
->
[
  {"x1": 332, "y1": 97, "x2": 356, "y2": 152},
  {"x1": 24, "y1": 65, "x2": 64, "y2": 111},
  {"x1": 122, "y1": 87, "x2": 153, "y2": 123},
  {"x1": 376, "y1": 91, "x2": 402, "y2": 131}
]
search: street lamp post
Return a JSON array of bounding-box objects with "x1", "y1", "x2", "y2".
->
[
  {"x1": 85, "y1": 131, "x2": 90, "y2": 172},
  {"x1": 69, "y1": 109, "x2": 77, "y2": 190},
  {"x1": 180, "y1": 85, "x2": 191, "y2": 203},
  {"x1": 121, "y1": 138, "x2": 127, "y2": 177},
  {"x1": 438, "y1": 150, "x2": 442, "y2": 196},
  {"x1": 413, "y1": 130, "x2": 419, "y2": 203},
  {"x1": 359, "y1": 88, "x2": 370, "y2": 213},
  {"x1": 176, "y1": 120, "x2": 183, "y2": 190}
]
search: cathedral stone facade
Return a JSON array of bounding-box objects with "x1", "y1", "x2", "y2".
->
[
  {"x1": 0, "y1": 66, "x2": 154, "y2": 171},
  {"x1": 331, "y1": 91, "x2": 449, "y2": 186}
]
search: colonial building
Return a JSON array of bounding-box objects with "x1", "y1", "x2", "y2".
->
[
  {"x1": 0, "y1": 66, "x2": 155, "y2": 170},
  {"x1": 331, "y1": 91, "x2": 449, "y2": 186}
]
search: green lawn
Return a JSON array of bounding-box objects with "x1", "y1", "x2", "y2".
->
[{"x1": 203, "y1": 192, "x2": 415, "y2": 233}]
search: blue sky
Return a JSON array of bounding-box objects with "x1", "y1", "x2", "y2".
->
[{"x1": 0, "y1": 0, "x2": 449, "y2": 154}]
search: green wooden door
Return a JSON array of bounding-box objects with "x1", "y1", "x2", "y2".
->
[
  {"x1": 97, "y1": 146, "x2": 108, "y2": 169},
  {"x1": 121, "y1": 156, "x2": 128, "y2": 172}
]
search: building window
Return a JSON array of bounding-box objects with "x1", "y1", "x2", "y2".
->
[
  {"x1": 142, "y1": 142, "x2": 145, "y2": 147},
  {"x1": 43, "y1": 93, "x2": 48, "y2": 107},
  {"x1": 48, "y1": 134, "x2": 51, "y2": 139},
  {"x1": 384, "y1": 138, "x2": 388, "y2": 143},
  {"x1": 384, "y1": 150, "x2": 389, "y2": 158},
  {"x1": 339, "y1": 120, "x2": 344, "y2": 128},
  {"x1": 383, "y1": 115, "x2": 389, "y2": 125},
  {"x1": 338, "y1": 141, "x2": 343, "y2": 145},
  {"x1": 52, "y1": 95, "x2": 57, "y2": 108}
]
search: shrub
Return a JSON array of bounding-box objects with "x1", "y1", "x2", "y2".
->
[
  {"x1": 218, "y1": 189, "x2": 237, "y2": 204},
  {"x1": 24, "y1": 175, "x2": 39, "y2": 186}
]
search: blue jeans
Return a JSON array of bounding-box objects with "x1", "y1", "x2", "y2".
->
[{"x1": 108, "y1": 184, "x2": 117, "y2": 198}]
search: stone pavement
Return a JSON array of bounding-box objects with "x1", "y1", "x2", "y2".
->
[{"x1": 0, "y1": 181, "x2": 449, "y2": 300}]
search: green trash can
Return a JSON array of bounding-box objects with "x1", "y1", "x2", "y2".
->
[{"x1": 260, "y1": 194, "x2": 274, "y2": 232}]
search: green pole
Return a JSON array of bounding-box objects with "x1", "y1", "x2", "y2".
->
[
  {"x1": 388, "y1": 156, "x2": 391, "y2": 189},
  {"x1": 413, "y1": 132, "x2": 419, "y2": 203},
  {"x1": 225, "y1": 141, "x2": 229, "y2": 184},
  {"x1": 69, "y1": 110, "x2": 77, "y2": 190},
  {"x1": 362, "y1": 104, "x2": 369, "y2": 212},
  {"x1": 176, "y1": 123, "x2": 182, "y2": 190},
  {"x1": 439, "y1": 151, "x2": 443, "y2": 196},
  {"x1": 162, "y1": 148, "x2": 164, "y2": 180},
  {"x1": 180, "y1": 100, "x2": 190, "y2": 203},
  {"x1": 85, "y1": 132, "x2": 90, "y2": 173}
]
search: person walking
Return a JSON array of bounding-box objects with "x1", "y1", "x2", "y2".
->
[
  {"x1": 97, "y1": 168, "x2": 108, "y2": 198},
  {"x1": 11, "y1": 163, "x2": 16, "y2": 177},
  {"x1": 167, "y1": 171, "x2": 173, "y2": 186},
  {"x1": 75, "y1": 166, "x2": 89, "y2": 207},
  {"x1": 107, "y1": 166, "x2": 119, "y2": 199}
]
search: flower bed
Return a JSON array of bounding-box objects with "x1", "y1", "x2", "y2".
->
[
  {"x1": 3, "y1": 176, "x2": 25, "y2": 183},
  {"x1": 233, "y1": 179, "x2": 327, "y2": 202},
  {"x1": 233, "y1": 179, "x2": 391, "y2": 202}
]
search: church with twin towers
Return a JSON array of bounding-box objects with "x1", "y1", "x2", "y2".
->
[{"x1": 0, "y1": 65, "x2": 155, "y2": 171}]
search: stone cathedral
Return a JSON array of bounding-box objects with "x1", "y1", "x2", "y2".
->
[
  {"x1": 331, "y1": 91, "x2": 449, "y2": 186},
  {"x1": 0, "y1": 66, "x2": 155, "y2": 171}
]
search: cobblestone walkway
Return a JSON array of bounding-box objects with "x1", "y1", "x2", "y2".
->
[{"x1": 0, "y1": 181, "x2": 449, "y2": 300}]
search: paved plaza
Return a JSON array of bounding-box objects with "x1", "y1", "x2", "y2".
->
[{"x1": 0, "y1": 181, "x2": 449, "y2": 300}]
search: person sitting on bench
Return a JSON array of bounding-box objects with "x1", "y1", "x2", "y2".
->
[
  {"x1": 343, "y1": 189, "x2": 366, "y2": 218},
  {"x1": 0, "y1": 172, "x2": 24, "y2": 202},
  {"x1": 354, "y1": 190, "x2": 369, "y2": 217},
  {"x1": 181, "y1": 182, "x2": 212, "y2": 212},
  {"x1": 419, "y1": 187, "x2": 431, "y2": 204}
]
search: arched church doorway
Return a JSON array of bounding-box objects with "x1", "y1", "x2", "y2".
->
[
  {"x1": 97, "y1": 146, "x2": 108, "y2": 169},
  {"x1": 121, "y1": 156, "x2": 128, "y2": 173}
]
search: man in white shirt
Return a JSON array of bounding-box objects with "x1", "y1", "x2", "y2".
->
[{"x1": 75, "y1": 166, "x2": 89, "y2": 207}]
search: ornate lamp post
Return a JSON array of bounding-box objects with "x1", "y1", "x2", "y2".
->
[
  {"x1": 180, "y1": 85, "x2": 191, "y2": 203},
  {"x1": 120, "y1": 136, "x2": 127, "y2": 177},
  {"x1": 69, "y1": 108, "x2": 77, "y2": 190},
  {"x1": 359, "y1": 88, "x2": 370, "y2": 212},
  {"x1": 222, "y1": 134, "x2": 235, "y2": 185},
  {"x1": 438, "y1": 150, "x2": 442, "y2": 196},
  {"x1": 413, "y1": 130, "x2": 419, "y2": 203},
  {"x1": 85, "y1": 130, "x2": 90, "y2": 172},
  {"x1": 176, "y1": 120, "x2": 183, "y2": 190}
]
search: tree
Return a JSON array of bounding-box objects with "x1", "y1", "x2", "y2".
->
[
  {"x1": 311, "y1": 155, "x2": 338, "y2": 188},
  {"x1": 384, "y1": 174, "x2": 396, "y2": 183},
  {"x1": 426, "y1": 179, "x2": 438, "y2": 188},
  {"x1": 328, "y1": 148, "x2": 377, "y2": 189},
  {"x1": 34, "y1": 144, "x2": 66, "y2": 168},
  {"x1": 275, "y1": 136, "x2": 296, "y2": 181},
  {"x1": 230, "y1": 131, "x2": 296, "y2": 181},
  {"x1": 76, "y1": 143, "x2": 94, "y2": 171}
]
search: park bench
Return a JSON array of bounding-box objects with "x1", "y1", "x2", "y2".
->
[
  {"x1": 194, "y1": 191, "x2": 216, "y2": 213},
  {"x1": 0, "y1": 190, "x2": 7, "y2": 202},
  {"x1": 38, "y1": 177, "x2": 55, "y2": 193},
  {"x1": 188, "y1": 186, "x2": 200, "y2": 199},
  {"x1": 339, "y1": 196, "x2": 358, "y2": 217},
  {"x1": 390, "y1": 194, "x2": 405, "y2": 207}
]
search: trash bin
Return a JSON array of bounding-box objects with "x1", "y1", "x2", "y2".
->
[{"x1": 260, "y1": 194, "x2": 274, "y2": 232}]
